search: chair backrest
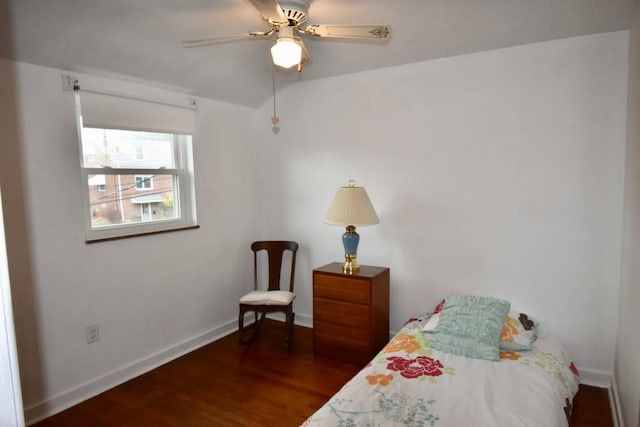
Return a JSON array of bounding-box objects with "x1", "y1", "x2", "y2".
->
[{"x1": 251, "y1": 241, "x2": 299, "y2": 293}]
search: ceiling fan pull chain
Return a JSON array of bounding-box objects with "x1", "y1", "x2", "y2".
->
[{"x1": 271, "y1": 65, "x2": 280, "y2": 133}]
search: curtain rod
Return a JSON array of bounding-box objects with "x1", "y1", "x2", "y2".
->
[{"x1": 62, "y1": 74, "x2": 198, "y2": 111}]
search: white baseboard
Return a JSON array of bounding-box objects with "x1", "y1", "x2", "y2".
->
[
  {"x1": 24, "y1": 319, "x2": 238, "y2": 425},
  {"x1": 609, "y1": 375, "x2": 625, "y2": 427},
  {"x1": 578, "y1": 367, "x2": 612, "y2": 388},
  {"x1": 295, "y1": 313, "x2": 312, "y2": 328}
]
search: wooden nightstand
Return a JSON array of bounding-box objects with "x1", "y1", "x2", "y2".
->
[{"x1": 313, "y1": 262, "x2": 390, "y2": 366}]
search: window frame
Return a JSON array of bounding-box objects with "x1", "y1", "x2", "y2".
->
[
  {"x1": 135, "y1": 175, "x2": 154, "y2": 190},
  {"x1": 79, "y1": 132, "x2": 197, "y2": 242}
]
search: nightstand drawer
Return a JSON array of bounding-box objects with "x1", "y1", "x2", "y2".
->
[
  {"x1": 314, "y1": 298, "x2": 370, "y2": 328},
  {"x1": 314, "y1": 321, "x2": 369, "y2": 343},
  {"x1": 313, "y1": 274, "x2": 370, "y2": 305}
]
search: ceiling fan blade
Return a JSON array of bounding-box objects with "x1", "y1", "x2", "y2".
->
[
  {"x1": 246, "y1": 0, "x2": 289, "y2": 25},
  {"x1": 182, "y1": 31, "x2": 272, "y2": 48},
  {"x1": 301, "y1": 24, "x2": 391, "y2": 40}
]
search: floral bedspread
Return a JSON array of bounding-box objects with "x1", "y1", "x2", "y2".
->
[{"x1": 302, "y1": 315, "x2": 580, "y2": 427}]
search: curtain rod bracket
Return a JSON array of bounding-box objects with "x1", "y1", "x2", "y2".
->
[{"x1": 62, "y1": 74, "x2": 79, "y2": 92}]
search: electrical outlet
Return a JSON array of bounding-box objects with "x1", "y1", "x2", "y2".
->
[{"x1": 86, "y1": 323, "x2": 99, "y2": 344}]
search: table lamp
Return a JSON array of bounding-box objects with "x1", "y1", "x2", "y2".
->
[{"x1": 324, "y1": 180, "x2": 379, "y2": 274}]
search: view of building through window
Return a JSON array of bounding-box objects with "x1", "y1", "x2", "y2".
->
[{"x1": 81, "y1": 128, "x2": 179, "y2": 229}]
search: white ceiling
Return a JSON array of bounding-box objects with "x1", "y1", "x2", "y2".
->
[{"x1": 2, "y1": 0, "x2": 634, "y2": 108}]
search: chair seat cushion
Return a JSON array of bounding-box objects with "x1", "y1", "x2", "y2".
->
[{"x1": 240, "y1": 290, "x2": 295, "y2": 306}]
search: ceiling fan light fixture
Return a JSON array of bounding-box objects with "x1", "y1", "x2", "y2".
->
[
  {"x1": 271, "y1": 37, "x2": 302, "y2": 68},
  {"x1": 271, "y1": 26, "x2": 302, "y2": 68}
]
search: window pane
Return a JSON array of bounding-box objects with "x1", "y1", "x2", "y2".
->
[
  {"x1": 135, "y1": 175, "x2": 153, "y2": 190},
  {"x1": 81, "y1": 128, "x2": 175, "y2": 169},
  {"x1": 88, "y1": 174, "x2": 177, "y2": 228}
]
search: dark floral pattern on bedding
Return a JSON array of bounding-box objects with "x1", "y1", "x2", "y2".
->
[
  {"x1": 569, "y1": 361, "x2": 579, "y2": 377},
  {"x1": 518, "y1": 313, "x2": 535, "y2": 330},
  {"x1": 387, "y1": 356, "x2": 445, "y2": 379},
  {"x1": 433, "y1": 299, "x2": 446, "y2": 314},
  {"x1": 376, "y1": 331, "x2": 456, "y2": 384},
  {"x1": 564, "y1": 397, "x2": 573, "y2": 423},
  {"x1": 404, "y1": 317, "x2": 421, "y2": 326}
]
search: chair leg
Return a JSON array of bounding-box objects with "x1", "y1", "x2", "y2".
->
[
  {"x1": 238, "y1": 306, "x2": 246, "y2": 344},
  {"x1": 240, "y1": 308, "x2": 294, "y2": 346},
  {"x1": 251, "y1": 312, "x2": 266, "y2": 337},
  {"x1": 285, "y1": 310, "x2": 295, "y2": 348},
  {"x1": 239, "y1": 307, "x2": 259, "y2": 345}
]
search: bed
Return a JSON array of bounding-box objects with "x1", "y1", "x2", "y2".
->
[{"x1": 302, "y1": 295, "x2": 580, "y2": 427}]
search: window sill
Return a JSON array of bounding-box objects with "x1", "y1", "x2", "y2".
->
[{"x1": 85, "y1": 224, "x2": 200, "y2": 243}]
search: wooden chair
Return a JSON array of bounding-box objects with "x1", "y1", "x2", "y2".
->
[{"x1": 238, "y1": 240, "x2": 299, "y2": 346}]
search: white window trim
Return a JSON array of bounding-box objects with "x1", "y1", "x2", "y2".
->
[{"x1": 135, "y1": 175, "x2": 154, "y2": 190}]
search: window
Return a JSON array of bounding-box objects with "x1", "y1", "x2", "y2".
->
[
  {"x1": 74, "y1": 83, "x2": 197, "y2": 242},
  {"x1": 135, "y1": 175, "x2": 153, "y2": 190},
  {"x1": 89, "y1": 174, "x2": 107, "y2": 192},
  {"x1": 81, "y1": 128, "x2": 194, "y2": 239}
]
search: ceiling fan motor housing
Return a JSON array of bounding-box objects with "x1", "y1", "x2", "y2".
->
[{"x1": 279, "y1": 0, "x2": 310, "y2": 25}]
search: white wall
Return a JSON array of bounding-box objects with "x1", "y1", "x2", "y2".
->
[
  {"x1": 254, "y1": 32, "x2": 628, "y2": 380},
  {"x1": 617, "y1": 1, "x2": 640, "y2": 425},
  {"x1": 0, "y1": 59, "x2": 259, "y2": 422}
]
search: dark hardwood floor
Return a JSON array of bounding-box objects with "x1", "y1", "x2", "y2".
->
[
  {"x1": 32, "y1": 320, "x2": 612, "y2": 427},
  {"x1": 571, "y1": 384, "x2": 613, "y2": 427}
]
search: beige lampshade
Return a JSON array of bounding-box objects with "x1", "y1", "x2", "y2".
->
[{"x1": 324, "y1": 184, "x2": 379, "y2": 226}]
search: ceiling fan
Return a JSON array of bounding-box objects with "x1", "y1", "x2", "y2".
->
[{"x1": 182, "y1": 0, "x2": 391, "y2": 71}]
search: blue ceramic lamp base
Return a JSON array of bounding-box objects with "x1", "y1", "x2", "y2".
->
[{"x1": 342, "y1": 225, "x2": 360, "y2": 274}]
